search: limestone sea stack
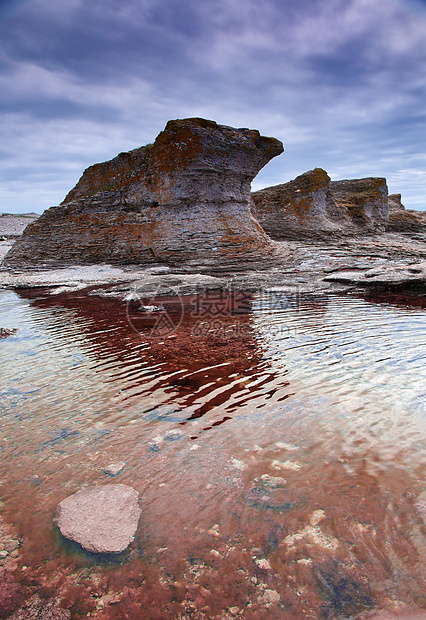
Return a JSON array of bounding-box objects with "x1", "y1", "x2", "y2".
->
[
  {"x1": 252, "y1": 169, "x2": 389, "y2": 240},
  {"x1": 251, "y1": 168, "x2": 351, "y2": 240},
  {"x1": 3, "y1": 118, "x2": 283, "y2": 268}
]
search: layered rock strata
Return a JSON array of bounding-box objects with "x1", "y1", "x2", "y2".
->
[
  {"x1": 251, "y1": 169, "x2": 389, "y2": 240},
  {"x1": 251, "y1": 168, "x2": 352, "y2": 240},
  {"x1": 386, "y1": 194, "x2": 426, "y2": 233},
  {"x1": 323, "y1": 260, "x2": 426, "y2": 291},
  {"x1": 3, "y1": 118, "x2": 283, "y2": 268},
  {"x1": 330, "y1": 177, "x2": 388, "y2": 231}
]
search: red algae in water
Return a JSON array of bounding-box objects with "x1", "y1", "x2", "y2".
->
[{"x1": 0, "y1": 288, "x2": 425, "y2": 618}]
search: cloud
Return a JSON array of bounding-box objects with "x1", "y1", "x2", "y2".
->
[{"x1": 0, "y1": 0, "x2": 425, "y2": 213}]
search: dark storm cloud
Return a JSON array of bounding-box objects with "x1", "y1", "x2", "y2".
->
[
  {"x1": 0, "y1": 0, "x2": 203, "y2": 83},
  {"x1": 0, "y1": 0, "x2": 425, "y2": 212},
  {"x1": 0, "y1": 0, "x2": 31, "y2": 18}
]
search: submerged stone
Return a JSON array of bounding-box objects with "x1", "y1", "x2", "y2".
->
[
  {"x1": 55, "y1": 484, "x2": 141, "y2": 553},
  {"x1": 4, "y1": 118, "x2": 283, "y2": 268},
  {"x1": 244, "y1": 486, "x2": 294, "y2": 512},
  {"x1": 314, "y1": 560, "x2": 375, "y2": 617},
  {"x1": 0, "y1": 328, "x2": 18, "y2": 339},
  {"x1": 103, "y1": 461, "x2": 126, "y2": 476},
  {"x1": 0, "y1": 568, "x2": 25, "y2": 619}
]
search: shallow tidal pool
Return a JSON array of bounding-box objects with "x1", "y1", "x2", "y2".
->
[{"x1": 0, "y1": 285, "x2": 425, "y2": 619}]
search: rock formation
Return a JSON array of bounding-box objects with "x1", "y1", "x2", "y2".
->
[
  {"x1": 323, "y1": 260, "x2": 426, "y2": 291},
  {"x1": 55, "y1": 484, "x2": 141, "y2": 553},
  {"x1": 251, "y1": 169, "x2": 389, "y2": 240},
  {"x1": 386, "y1": 194, "x2": 426, "y2": 232},
  {"x1": 330, "y1": 177, "x2": 388, "y2": 231},
  {"x1": 3, "y1": 118, "x2": 283, "y2": 268},
  {"x1": 251, "y1": 168, "x2": 352, "y2": 240}
]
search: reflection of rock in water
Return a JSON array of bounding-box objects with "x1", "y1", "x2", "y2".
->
[
  {"x1": 17, "y1": 287, "x2": 259, "y2": 364},
  {"x1": 127, "y1": 290, "x2": 260, "y2": 371},
  {"x1": 357, "y1": 289, "x2": 426, "y2": 308},
  {"x1": 15, "y1": 287, "x2": 277, "y2": 425}
]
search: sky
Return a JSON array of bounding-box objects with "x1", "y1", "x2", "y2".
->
[{"x1": 1, "y1": 0, "x2": 426, "y2": 214}]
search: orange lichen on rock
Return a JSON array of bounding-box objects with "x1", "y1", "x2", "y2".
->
[
  {"x1": 252, "y1": 169, "x2": 389, "y2": 240},
  {"x1": 150, "y1": 120, "x2": 205, "y2": 174},
  {"x1": 62, "y1": 147, "x2": 151, "y2": 205},
  {"x1": 330, "y1": 177, "x2": 388, "y2": 230},
  {"x1": 386, "y1": 193, "x2": 426, "y2": 232}
]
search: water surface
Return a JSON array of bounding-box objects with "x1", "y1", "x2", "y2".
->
[{"x1": 0, "y1": 286, "x2": 425, "y2": 619}]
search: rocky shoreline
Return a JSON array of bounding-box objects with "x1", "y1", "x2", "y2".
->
[
  {"x1": 0, "y1": 118, "x2": 425, "y2": 298},
  {"x1": 1, "y1": 229, "x2": 425, "y2": 300}
]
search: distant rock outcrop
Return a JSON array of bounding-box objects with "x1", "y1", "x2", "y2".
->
[
  {"x1": 3, "y1": 118, "x2": 283, "y2": 268},
  {"x1": 0, "y1": 213, "x2": 38, "y2": 240},
  {"x1": 386, "y1": 194, "x2": 426, "y2": 232},
  {"x1": 330, "y1": 177, "x2": 388, "y2": 231},
  {"x1": 251, "y1": 168, "x2": 352, "y2": 240},
  {"x1": 252, "y1": 170, "x2": 389, "y2": 240}
]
